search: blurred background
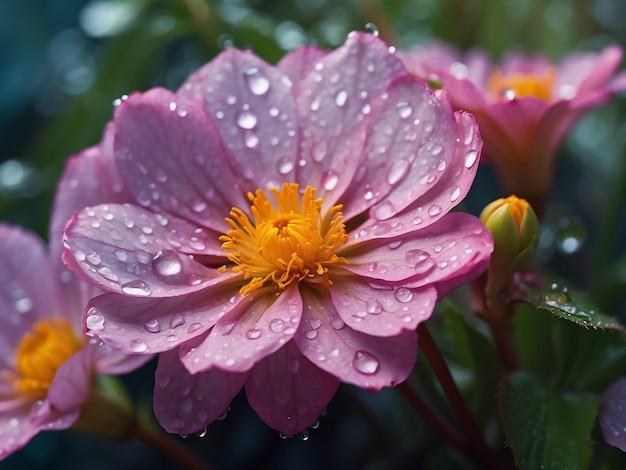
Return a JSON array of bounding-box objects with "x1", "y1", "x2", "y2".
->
[{"x1": 2, "y1": 0, "x2": 626, "y2": 468}]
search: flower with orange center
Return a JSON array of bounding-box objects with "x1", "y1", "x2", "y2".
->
[
  {"x1": 220, "y1": 184, "x2": 348, "y2": 295},
  {"x1": 4, "y1": 318, "x2": 84, "y2": 400},
  {"x1": 62, "y1": 32, "x2": 494, "y2": 437},
  {"x1": 399, "y1": 42, "x2": 626, "y2": 211}
]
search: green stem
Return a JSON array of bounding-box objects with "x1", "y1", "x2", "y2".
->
[
  {"x1": 417, "y1": 323, "x2": 508, "y2": 470},
  {"x1": 487, "y1": 316, "x2": 519, "y2": 373}
]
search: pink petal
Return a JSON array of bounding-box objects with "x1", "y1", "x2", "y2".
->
[
  {"x1": 93, "y1": 341, "x2": 153, "y2": 375},
  {"x1": 0, "y1": 224, "x2": 61, "y2": 362},
  {"x1": 560, "y1": 46, "x2": 623, "y2": 97},
  {"x1": 345, "y1": 110, "x2": 482, "y2": 243},
  {"x1": 339, "y1": 75, "x2": 458, "y2": 221},
  {"x1": 113, "y1": 88, "x2": 247, "y2": 230},
  {"x1": 180, "y1": 284, "x2": 302, "y2": 373},
  {"x1": 246, "y1": 341, "x2": 339, "y2": 435},
  {"x1": 83, "y1": 281, "x2": 242, "y2": 353},
  {"x1": 277, "y1": 46, "x2": 327, "y2": 84},
  {"x1": 0, "y1": 409, "x2": 40, "y2": 458},
  {"x1": 200, "y1": 48, "x2": 299, "y2": 189},
  {"x1": 294, "y1": 286, "x2": 417, "y2": 391},
  {"x1": 599, "y1": 377, "x2": 626, "y2": 451},
  {"x1": 342, "y1": 212, "x2": 492, "y2": 297},
  {"x1": 63, "y1": 203, "x2": 226, "y2": 297},
  {"x1": 154, "y1": 347, "x2": 247, "y2": 434},
  {"x1": 330, "y1": 275, "x2": 437, "y2": 336},
  {"x1": 47, "y1": 346, "x2": 95, "y2": 412},
  {"x1": 295, "y1": 32, "x2": 407, "y2": 206}
]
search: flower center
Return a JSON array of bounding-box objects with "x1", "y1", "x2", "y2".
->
[
  {"x1": 3, "y1": 317, "x2": 83, "y2": 399},
  {"x1": 220, "y1": 183, "x2": 348, "y2": 296},
  {"x1": 487, "y1": 67, "x2": 555, "y2": 101}
]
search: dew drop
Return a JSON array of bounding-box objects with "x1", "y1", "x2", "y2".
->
[
  {"x1": 305, "y1": 329, "x2": 318, "y2": 339},
  {"x1": 464, "y1": 150, "x2": 478, "y2": 168},
  {"x1": 152, "y1": 250, "x2": 182, "y2": 276},
  {"x1": 277, "y1": 157, "x2": 294, "y2": 175},
  {"x1": 246, "y1": 329, "x2": 262, "y2": 340},
  {"x1": 187, "y1": 322, "x2": 202, "y2": 334},
  {"x1": 129, "y1": 339, "x2": 148, "y2": 352},
  {"x1": 312, "y1": 140, "x2": 327, "y2": 162},
  {"x1": 364, "y1": 22, "x2": 379, "y2": 37},
  {"x1": 329, "y1": 314, "x2": 345, "y2": 330},
  {"x1": 365, "y1": 297, "x2": 383, "y2": 315},
  {"x1": 450, "y1": 186, "x2": 462, "y2": 202},
  {"x1": 144, "y1": 318, "x2": 161, "y2": 333},
  {"x1": 321, "y1": 170, "x2": 339, "y2": 191},
  {"x1": 386, "y1": 159, "x2": 409, "y2": 185},
  {"x1": 236, "y1": 110, "x2": 258, "y2": 129},
  {"x1": 269, "y1": 318, "x2": 285, "y2": 333},
  {"x1": 170, "y1": 313, "x2": 185, "y2": 329},
  {"x1": 394, "y1": 287, "x2": 413, "y2": 303},
  {"x1": 396, "y1": 101, "x2": 412, "y2": 119},
  {"x1": 86, "y1": 309, "x2": 105, "y2": 331},
  {"x1": 428, "y1": 205, "x2": 442, "y2": 217},
  {"x1": 335, "y1": 90, "x2": 348, "y2": 107},
  {"x1": 121, "y1": 279, "x2": 151, "y2": 296},
  {"x1": 353, "y1": 350, "x2": 379, "y2": 375},
  {"x1": 244, "y1": 67, "x2": 270, "y2": 95},
  {"x1": 14, "y1": 297, "x2": 33, "y2": 314}
]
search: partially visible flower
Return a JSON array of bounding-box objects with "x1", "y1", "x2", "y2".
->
[
  {"x1": 62, "y1": 33, "x2": 494, "y2": 436},
  {"x1": 0, "y1": 131, "x2": 149, "y2": 458},
  {"x1": 399, "y1": 43, "x2": 626, "y2": 211},
  {"x1": 599, "y1": 377, "x2": 626, "y2": 452},
  {"x1": 476, "y1": 196, "x2": 539, "y2": 320}
]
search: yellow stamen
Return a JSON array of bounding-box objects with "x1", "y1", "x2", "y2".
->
[
  {"x1": 220, "y1": 183, "x2": 348, "y2": 295},
  {"x1": 487, "y1": 66, "x2": 556, "y2": 101},
  {"x1": 4, "y1": 317, "x2": 83, "y2": 399}
]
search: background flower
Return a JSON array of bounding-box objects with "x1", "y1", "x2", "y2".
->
[
  {"x1": 62, "y1": 33, "x2": 493, "y2": 436},
  {"x1": 399, "y1": 42, "x2": 626, "y2": 212}
]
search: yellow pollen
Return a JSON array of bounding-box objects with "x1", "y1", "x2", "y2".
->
[
  {"x1": 487, "y1": 66, "x2": 556, "y2": 101},
  {"x1": 220, "y1": 183, "x2": 349, "y2": 296},
  {"x1": 3, "y1": 317, "x2": 83, "y2": 399}
]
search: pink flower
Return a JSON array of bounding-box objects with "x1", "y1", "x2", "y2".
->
[
  {"x1": 62, "y1": 33, "x2": 493, "y2": 436},
  {"x1": 399, "y1": 42, "x2": 626, "y2": 211},
  {"x1": 0, "y1": 139, "x2": 149, "y2": 458},
  {"x1": 599, "y1": 377, "x2": 626, "y2": 452}
]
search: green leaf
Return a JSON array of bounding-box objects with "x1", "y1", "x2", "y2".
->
[
  {"x1": 514, "y1": 305, "x2": 626, "y2": 392},
  {"x1": 441, "y1": 300, "x2": 501, "y2": 423},
  {"x1": 519, "y1": 281, "x2": 624, "y2": 332},
  {"x1": 499, "y1": 372, "x2": 599, "y2": 470}
]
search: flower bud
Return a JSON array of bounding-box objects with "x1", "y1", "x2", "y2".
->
[{"x1": 480, "y1": 195, "x2": 540, "y2": 278}]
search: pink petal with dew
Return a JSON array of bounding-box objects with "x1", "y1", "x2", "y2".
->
[
  {"x1": 397, "y1": 41, "x2": 461, "y2": 77},
  {"x1": 0, "y1": 408, "x2": 41, "y2": 459},
  {"x1": 200, "y1": 47, "x2": 299, "y2": 189},
  {"x1": 330, "y1": 274, "x2": 437, "y2": 336},
  {"x1": 294, "y1": 286, "x2": 417, "y2": 391},
  {"x1": 342, "y1": 213, "x2": 492, "y2": 291},
  {"x1": 113, "y1": 88, "x2": 247, "y2": 231},
  {"x1": 154, "y1": 346, "x2": 247, "y2": 434},
  {"x1": 0, "y1": 225, "x2": 61, "y2": 361},
  {"x1": 277, "y1": 46, "x2": 327, "y2": 85},
  {"x1": 599, "y1": 377, "x2": 626, "y2": 451},
  {"x1": 47, "y1": 345, "x2": 95, "y2": 413},
  {"x1": 246, "y1": 340, "x2": 339, "y2": 435},
  {"x1": 346, "y1": 110, "x2": 481, "y2": 243},
  {"x1": 295, "y1": 32, "x2": 407, "y2": 206},
  {"x1": 83, "y1": 280, "x2": 243, "y2": 354},
  {"x1": 340, "y1": 75, "x2": 458, "y2": 221},
  {"x1": 180, "y1": 284, "x2": 302, "y2": 374},
  {"x1": 63, "y1": 203, "x2": 225, "y2": 297}
]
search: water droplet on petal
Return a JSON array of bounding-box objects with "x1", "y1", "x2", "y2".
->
[
  {"x1": 364, "y1": 22, "x2": 379, "y2": 37},
  {"x1": 121, "y1": 280, "x2": 151, "y2": 296},
  {"x1": 321, "y1": 170, "x2": 339, "y2": 191},
  {"x1": 244, "y1": 67, "x2": 270, "y2": 95},
  {"x1": 312, "y1": 140, "x2": 327, "y2": 162},
  {"x1": 187, "y1": 322, "x2": 202, "y2": 334},
  {"x1": 396, "y1": 101, "x2": 412, "y2": 119},
  {"x1": 237, "y1": 110, "x2": 257, "y2": 129},
  {"x1": 130, "y1": 339, "x2": 148, "y2": 352},
  {"x1": 144, "y1": 318, "x2": 161, "y2": 333},
  {"x1": 170, "y1": 313, "x2": 185, "y2": 329},
  {"x1": 450, "y1": 186, "x2": 461, "y2": 202},
  {"x1": 365, "y1": 298, "x2": 383, "y2": 315},
  {"x1": 14, "y1": 297, "x2": 33, "y2": 314},
  {"x1": 152, "y1": 250, "x2": 182, "y2": 276},
  {"x1": 86, "y1": 309, "x2": 105, "y2": 331},
  {"x1": 269, "y1": 318, "x2": 285, "y2": 333},
  {"x1": 464, "y1": 150, "x2": 478, "y2": 168},
  {"x1": 244, "y1": 130, "x2": 259, "y2": 148},
  {"x1": 246, "y1": 329, "x2": 262, "y2": 340},
  {"x1": 353, "y1": 350, "x2": 379, "y2": 375},
  {"x1": 305, "y1": 329, "x2": 318, "y2": 339},
  {"x1": 335, "y1": 90, "x2": 348, "y2": 107},
  {"x1": 329, "y1": 314, "x2": 345, "y2": 330},
  {"x1": 394, "y1": 287, "x2": 413, "y2": 303},
  {"x1": 428, "y1": 205, "x2": 442, "y2": 217},
  {"x1": 386, "y1": 159, "x2": 409, "y2": 185},
  {"x1": 277, "y1": 157, "x2": 294, "y2": 175}
]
